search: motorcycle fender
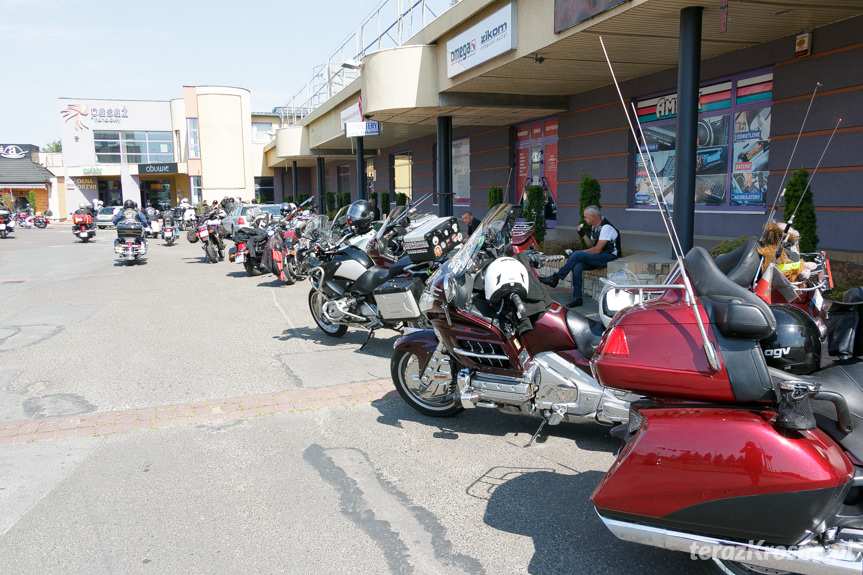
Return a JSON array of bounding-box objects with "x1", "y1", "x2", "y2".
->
[
  {"x1": 394, "y1": 330, "x2": 439, "y2": 373},
  {"x1": 591, "y1": 406, "x2": 853, "y2": 545}
]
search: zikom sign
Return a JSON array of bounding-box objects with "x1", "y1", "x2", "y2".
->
[{"x1": 446, "y1": 3, "x2": 517, "y2": 78}]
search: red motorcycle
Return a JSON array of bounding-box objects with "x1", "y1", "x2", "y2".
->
[{"x1": 589, "y1": 245, "x2": 863, "y2": 574}]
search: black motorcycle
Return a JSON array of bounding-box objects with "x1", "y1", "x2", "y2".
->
[{"x1": 195, "y1": 208, "x2": 227, "y2": 263}]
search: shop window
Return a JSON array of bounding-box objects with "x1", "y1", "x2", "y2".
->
[
  {"x1": 253, "y1": 123, "x2": 273, "y2": 143},
  {"x1": 93, "y1": 131, "x2": 174, "y2": 165},
  {"x1": 453, "y1": 138, "x2": 470, "y2": 205},
  {"x1": 634, "y1": 71, "x2": 772, "y2": 209},
  {"x1": 190, "y1": 176, "x2": 202, "y2": 204},
  {"x1": 337, "y1": 165, "x2": 351, "y2": 196},
  {"x1": 255, "y1": 177, "x2": 274, "y2": 204},
  {"x1": 392, "y1": 152, "x2": 413, "y2": 202},
  {"x1": 366, "y1": 159, "x2": 376, "y2": 199}
]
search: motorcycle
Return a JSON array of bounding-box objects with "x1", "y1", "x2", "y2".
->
[
  {"x1": 390, "y1": 202, "x2": 638, "y2": 437},
  {"x1": 113, "y1": 219, "x2": 147, "y2": 264},
  {"x1": 71, "y1": 213, "x2": 96, "y2": 242},
  {"x1": 161, "y1": 211, "x2": 177, "y2": 246},
  {"x1": 33, "y1": 211, "x2": 51, "y2": 229},
  {"x1": 196, "y1": 208, "x2": 227, "y2": 263},
  {"x1": 0, "y1": 207, "x2": 14, "y2": 238},
  {"x1": 307, "y1": 202, "x2": 460, "y2": 347},
  {"x1": 15, "y1": 209, "x2": 34, "y2": 228}
]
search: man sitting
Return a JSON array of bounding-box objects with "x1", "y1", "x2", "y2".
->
[{"x1": 539, "y1": 205, "x2": 621, "y2": 308}]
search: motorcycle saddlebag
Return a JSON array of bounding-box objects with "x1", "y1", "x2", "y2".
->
[
  {"x1": 373, "y1": 276, "x2": 424, "y2": 320},
  {"x1": 72, "y1": 214, "x2": 92, "y2": 225},
  {"x1": 828, "y1": 287, "x2": 863, "y2": 358}
]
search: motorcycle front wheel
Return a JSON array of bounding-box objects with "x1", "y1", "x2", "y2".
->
[
  {"x1": 205, "y1": 242, "x2": 218, "y2": 263},
  {"x1": 391, "y1": 349, "x2": 462, "y2": 417},
  {"x1": 283, "y1": 257, "x2": 297, "y2": 285},
  {"x1": 308, "y1": 289, "x2": 347, "y2": 337}
]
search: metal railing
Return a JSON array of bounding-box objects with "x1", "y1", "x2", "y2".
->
[{"x1": 284, "y1": 0, "x2": 455, "y2": 126}]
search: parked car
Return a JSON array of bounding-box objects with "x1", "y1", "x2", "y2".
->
[
  {"x1": 219, "y1": 204, "x2": 281, "y2": 237},
  {"x1": 95, "y1": 207, "x2": 121, "y2": 229}
]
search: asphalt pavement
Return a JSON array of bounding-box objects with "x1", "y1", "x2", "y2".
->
[{"x1": 0, "y1": 224, "x2": 698, "y2": 574}]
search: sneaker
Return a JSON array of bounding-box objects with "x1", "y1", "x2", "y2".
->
[
  {"x1": 539, "y1": 274, "x2": 559, "y2": 288},
  {"x1": 566, "y1": 298, "x2": 583, "y2": 308}
]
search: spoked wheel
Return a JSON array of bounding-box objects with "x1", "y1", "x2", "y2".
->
[
  {"x1": 391, "y1": 349, "x2": 462, "y2": 417},
  {"x1": 244, "y1": 258, "x2": 263, "y2": 276},
  {"x1": 283, "y1": 257, "x2": 297, "y2": 285},
  {"x1": 308, "y1": 288, "x2": 347, "y2": 337},
  {"x1": 701, "y1": 559, "x2": 793, "y2": 575},
  {"x1": 205, "y1": 242, "x2": 218, "y2": 263}
]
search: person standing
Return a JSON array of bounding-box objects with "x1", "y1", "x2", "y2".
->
[
  {"x1": 369, "y1": 197, "x2": 381, "y2": 221},
  {"x1": 539, "y1": 205, "x2": 620, "y2": 308}
]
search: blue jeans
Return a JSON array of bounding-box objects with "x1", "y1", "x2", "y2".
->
[{"x1": 556, "y1": 251, "x2": 617, "y2": 299}]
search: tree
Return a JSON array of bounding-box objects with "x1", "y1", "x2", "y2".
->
[
  {"x1": 782, "y1": 167, "x2": 819, "y2": 253},
  {"x1": 43, "y1": 140, "x2": 62, "y2": 152},
  {"x1": 578, "y1": 170, "x2": 602, "y2": 249},
  {"x1": 396, "y1": 193, "x2": 407, "y2": 206},
  {"x1": 522, "y1": 185, "x2": 547, "y2": 245},
  {"x1": 28, "y1": 190, "x2": 37, "y2": 210},
  {"x1": 380, "y1": 191, "x2": 390, "y2": 215}
]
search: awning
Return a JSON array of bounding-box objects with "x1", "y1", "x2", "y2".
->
[{"x1": 1, "y1": 185, "x2": 47, "y2": 190}]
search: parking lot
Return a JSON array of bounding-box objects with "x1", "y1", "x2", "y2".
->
[{"x1": 0, "y1": 225, "x2": 695, "y2": 574}]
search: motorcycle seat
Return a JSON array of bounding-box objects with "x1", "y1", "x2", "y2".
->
[
  {"x1": 713, "y1": 236, "x2": 761, "y2": 289},
  {"x1": 565, "y1": 310, "x2": 605, "y2": 359}
]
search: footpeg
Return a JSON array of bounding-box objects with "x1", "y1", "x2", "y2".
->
[{"x1": 525, "y1": 405, "x2": 567, "y2": 447}]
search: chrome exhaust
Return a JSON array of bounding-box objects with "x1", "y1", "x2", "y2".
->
[{"x1": 598, "y1": 514, "x2": 861, "y2": 575}]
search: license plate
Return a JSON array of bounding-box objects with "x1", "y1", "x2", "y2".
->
[
  {"x1": 0, "y1": 223, "x2": 5, "y2": 230},
  {"x1": 164, "y1": 229, "x2": 173, "y2": 237},
  {"x1": 198, "y1": 229, "x2": 209, "y2": 239},
  {"x1": 813, "y1": 288, "x2": 823, "y2": 312},
  {"x1": 235, "y1": 252, "x2": 245, "y2": 263},
  {"x1": 79, "y1": 231, "x2": 88, "y2": 238}
]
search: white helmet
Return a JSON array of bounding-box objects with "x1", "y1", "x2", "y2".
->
[
  {"x1": 79, "y1": 202, "x2": 89, "y2": 209},
  {"x1": 484, "y1": 257, "x2": 529, "y2": 303},
  {"x1": 598, "y1": 268, "x2": 640, "y2": 328}
]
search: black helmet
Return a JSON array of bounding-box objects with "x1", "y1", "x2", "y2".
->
[
  {"x1": 759, "y1": 304, "x2": 821, "y2": 375},
  {"x1": 280, "y1": 202, "x2": 297, "y2": 217},
  {"x1": 123, "y1": 199, "x2": 135, "y2": 209},
  {"x1": 346, "y1": 200, "x2": 373, "y2": 233}
]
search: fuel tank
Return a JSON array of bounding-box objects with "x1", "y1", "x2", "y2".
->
[{"x1": 591, "y1": 406, "x2": 854, "y2": 545}]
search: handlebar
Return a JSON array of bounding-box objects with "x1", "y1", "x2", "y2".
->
[{"x1": 510, "y1": 293, "x2": 526, "y2": 319}]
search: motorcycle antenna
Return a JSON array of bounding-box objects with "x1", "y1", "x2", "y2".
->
[
  {"x1": 763, "y1": 81, "x2": 822, "y2": 237},
  {"x1": 599, "y1": 35, "x2": 721, "y2": 372},
  {"x1": 780, "y1": 117, "x2": 842, "y2": 244}
]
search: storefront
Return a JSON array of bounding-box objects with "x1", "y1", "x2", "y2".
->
[{"x1": 0, "y1": 144, "x2": 55, "y2": 212}]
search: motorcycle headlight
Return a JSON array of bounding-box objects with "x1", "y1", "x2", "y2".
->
[
  {"x1": 443, "y1": 274, "x2": 458, "y2": 304},
  {"x1": 419, "y1": 291, "x2": 435, "y2": 314}
]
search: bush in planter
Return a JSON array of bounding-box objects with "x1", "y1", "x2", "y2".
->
[
  {"x1": 488, "y1": 186, "x2": 503, "y2": 209},
  {"x1": 578, "y1": 170, "x2": 602, "y2": 249},
  {"x1": 522, "y1": 185, "x2": 547, "y2": 245},
  {"x1": 380, "y1": 191, "x2": 390, "y2": 215},
  {"x1": 325, "y1": 191, "x2": 336, "y2": 213},
  {"x1": 396, "y1": 193, "x2": 407, "y2": 206},
  {"x1": 782, "y1": 167, "x2": 819, "y2": 253}
]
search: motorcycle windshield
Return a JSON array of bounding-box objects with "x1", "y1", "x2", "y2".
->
[
  {"x1": 372, "y1": 206, "x2": 408, "y2": 253},
  {"x1": 444, "y1": 203, "x2": 513, "y2": 278}
]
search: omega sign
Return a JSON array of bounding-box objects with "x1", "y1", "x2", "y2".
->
[
  {"x1": 139, "y1": 163, "x2": 178, "y2": 175},
  {"x1": 446, "y1": 3, "x2": 517, "y2": 78}
]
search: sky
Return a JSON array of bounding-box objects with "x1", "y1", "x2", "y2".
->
[{"x1": 1, "y1": 0, "x2": 445, "y2": 148}]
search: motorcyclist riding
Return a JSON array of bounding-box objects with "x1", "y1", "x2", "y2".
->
[{"x1": 113, "y1": 200, "x2": 149, "y2": 228}]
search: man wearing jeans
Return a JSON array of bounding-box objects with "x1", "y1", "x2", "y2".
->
[{"x1": 539, "y1": 205, "x2": 621, "y2": 307}]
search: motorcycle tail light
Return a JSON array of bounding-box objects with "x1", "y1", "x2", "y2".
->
[
  {"x1": 238, "y1": 217, "x2": 246, "y2": 225},
  {"x1": 599, "y1": 326, "x2": 630, "y2": 358},
  {"x1": 238, "y1": 242, "x2": 246, "y2": 251}
]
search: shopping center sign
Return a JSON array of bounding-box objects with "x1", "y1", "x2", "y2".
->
[
  {"x1": 446, "y1": 3, "x2": 517, "y2": 78},
  {"x1": 554, "y1": 0, "x2": 631, "y2": 33}
]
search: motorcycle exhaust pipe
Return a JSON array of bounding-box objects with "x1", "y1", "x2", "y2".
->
[{"x1": 598, "y1": 514, "x2": 860, "y2": 574}]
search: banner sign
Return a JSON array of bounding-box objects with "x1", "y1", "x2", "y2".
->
[
  {"x1": 554, "y1": 0, "x2": 631, "y2": 34},
  {"x1": 345, "y1": 121, "x2": 381, "y2": 138},
  {"x1": 138, "y1": 163, "x2": 178, "y2": 175},
  {"x1": 446, "y1": 3, "x2": 517, "y2": 78}
]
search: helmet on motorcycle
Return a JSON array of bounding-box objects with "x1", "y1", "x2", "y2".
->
[
  {"x1": 346, "y1": 200, "x2": 373, "y2": 233},
  {"x1": 598, "y1": 268, "x2": 640, "y2": 328},
  {"x1": 759, "y1": 304, "x2": 821, "y2": 375},
  {"x1": 79, "y1": 202, "x2": 89, "y2": 209},
  {"x1": 280, "y1": 202, "x2": 297, "y2": 217},
  {"x1": 483, "y1": 257, "x2": 529, "y2": 303},
  {"x1": 123, "y1": 200, "x2": 135, "y2": 209}
]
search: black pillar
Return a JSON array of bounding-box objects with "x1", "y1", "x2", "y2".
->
[
  {"x1": 356, "y1": 137, "x2": 366, "y2": 200},
  {"x1": 292, "y1": 161, "x2": 298, "y2": 204},
  {"x1": 316, "y1": 156, "x2": 326, "y2": 213},
  {"x1": 673, "y1": 6, "x2": 702, "y2": 254},
  {"x1": 437, "y1": 116, "x2": 453, "y2": 217}
]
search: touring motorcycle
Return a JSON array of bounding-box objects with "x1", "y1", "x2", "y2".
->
[
  {"x1": 391, "y1": 203, "x2": 639, "y2": 438},
  {"x1": 114, "y1": 219, "x2": 147, "y2": 264},
  {"x1": 307, "y1": 200, "x2": 460, "y2": 347},
  {"x1": 196, "y1": 208, "x2": 227, "y2": 263}
]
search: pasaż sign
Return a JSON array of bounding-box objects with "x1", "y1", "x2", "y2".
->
[{"x1": 138, "y1": 163, "x2": 178, "y2": 174}]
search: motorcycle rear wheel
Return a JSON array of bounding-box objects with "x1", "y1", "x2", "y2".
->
[
  {"x1": 701, "y1": 559, "x2": 792, "y2": 575},
  {"x1": 391, "y1": 349, "x2": 462, "y2": 417},
  {"x1": 308, "y1": 289, "x2": 347, "y2": 337},
  {"x1": 0, "y1": 230, "x2": 6, "y2": 239},
  {"x1": 205, "y1": 243, "x2": 218, "y2": 263},
  {"x1": 244, "y1": 259, "x2": 263, "y2": 277},
  {"x1": 35, "y1": 221, "x2": 47, "y2": 229},
  {"x1": 283, "y1": 257, "x2": 297, "y2": 285}
]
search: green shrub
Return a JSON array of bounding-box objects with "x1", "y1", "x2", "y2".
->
[
  {"x1": 325, "y1": 191, "x2": 336, "y2": 213},
  {"x1": 488, "y1": 186, "x2": 503, "y2": 209},
  {"x1": 522, "y1": 185, "x2": 547, "y2": 245},
  {"x1": 578, "y1": 171, "x2": 602, "y2": 249},
  {"x1": 28, "y1": 190, "x2": 37, "y2": 210},
  {"x1": 381, "y1": 191, "x2": 390, "y2": 213},
  {"x1": 829, "y1": 261, "x2": 863, "y2": 301},
  {"x1": 783, "y1": 167, "x2": 819, "y2": 253},
  {"x1": 710, "y1": 236, "x2": 748, "y2": 258},
  {"x1": 396, "y1": 193, "x2": 407, "y2": 206},
  {"x1": 337, "y1": 192, "x2": 351, "y2": 209}
]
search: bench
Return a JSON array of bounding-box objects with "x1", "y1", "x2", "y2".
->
[{"x1": 540, "y1": 250, "x2": 674, "y2": 300}]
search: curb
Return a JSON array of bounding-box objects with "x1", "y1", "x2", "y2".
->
[{"x1": 0, "y1": 379, "x2": 398, "y2": 445}]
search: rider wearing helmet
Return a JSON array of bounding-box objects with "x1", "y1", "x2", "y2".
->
[
  {"x1": 346, "y1": 200, "x2": 374, "y2": 234},
  {"x1": 112, "y1": 199, "x2": 149, "y2": 228},
  {"x1": 73, "y1": 201, "x2": 98, "y2": 229}
]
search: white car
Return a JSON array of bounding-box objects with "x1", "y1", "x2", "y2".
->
[{"x1": 95, "y1": 207, "x2": 121, "y2": 229}]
